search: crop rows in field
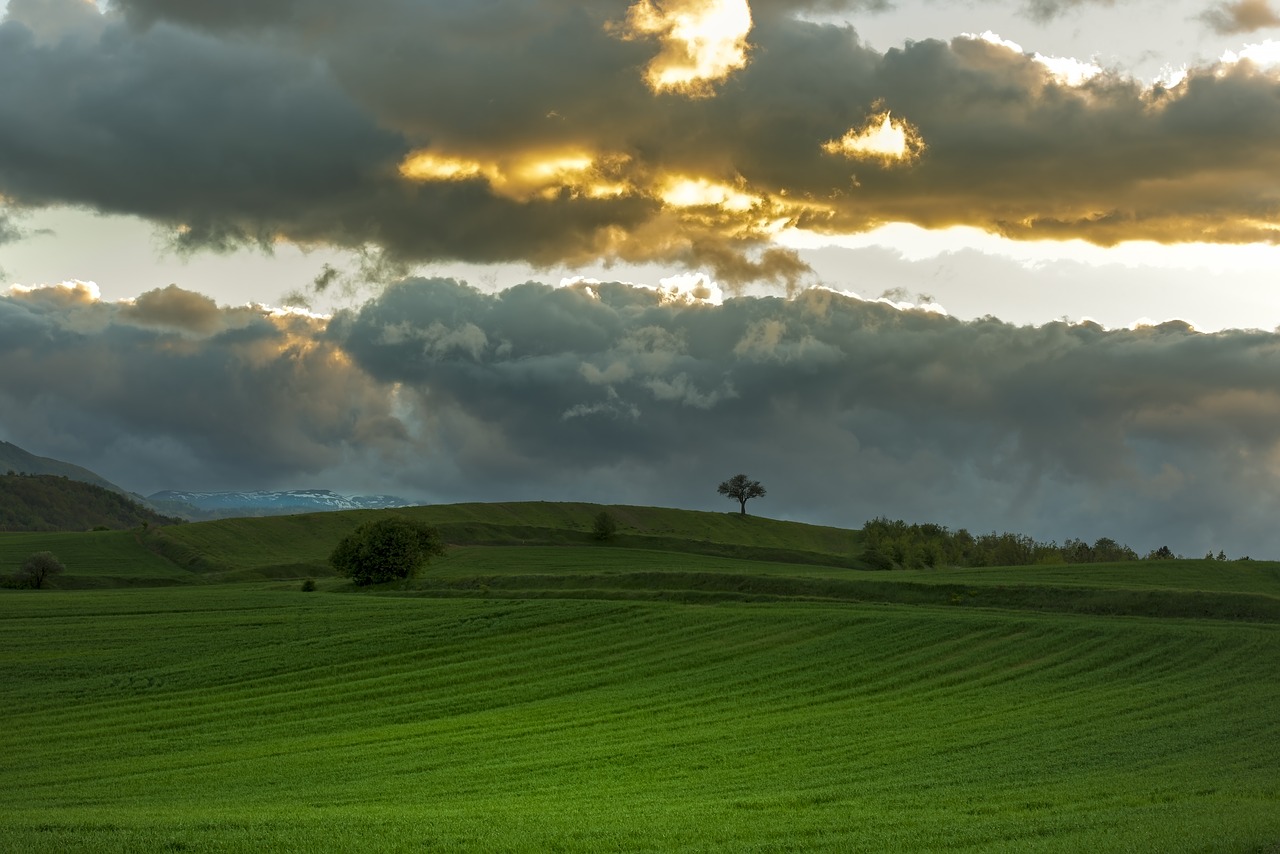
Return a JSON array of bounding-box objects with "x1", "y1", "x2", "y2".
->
[{"x1": 2, "y1": 586, "x2": 1278, "y2": 852}]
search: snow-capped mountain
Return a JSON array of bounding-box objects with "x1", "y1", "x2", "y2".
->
[{"x1": 147, "y1": 489, "x2": 412, "y2": 518}]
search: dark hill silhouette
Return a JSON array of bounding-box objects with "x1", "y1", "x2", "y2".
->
[
  {"x1": 0, "y1": 473, "x2": 180, "y2": 532},
  {"x1": 0, "y1": 440, "x2": 125, "y2": 494}
]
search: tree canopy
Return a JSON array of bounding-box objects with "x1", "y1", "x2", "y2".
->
[
  {"x1": 592, "y1": 510, "x2": 618, "y2": 541},
  {"x1": 860, "y1": 516, "x2": 1146, "y2": 570},
  {"x1": 17, "y1": 551, "x2": 65, "y2": 589},
  {"x1": 0, "y1": 473, "x2": 179, "y2": 531},
  {"x1": 718, "y1": 474, "x2": 766, "y2": 516},
  {"x1": 329, "y1": 517, "x2": 445, "y2": 586}
]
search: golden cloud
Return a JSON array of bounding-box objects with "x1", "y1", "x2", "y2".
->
[
  {"x1": 822, "y1": 109, "x2": 927, "y2": 166},
  {"x1": 659, "y1": 176, "x2": 760, "y2": 211},
  {"x1": 400, "y1": 149, "x2": 634, "y2": 201},
  {"x1": 614, "y1": 0, "x2": 753, "y2": 97}
]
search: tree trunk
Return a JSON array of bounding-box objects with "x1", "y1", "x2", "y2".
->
[{"x1": 739, "y1": 499, "x2": 747, "y2": 515}]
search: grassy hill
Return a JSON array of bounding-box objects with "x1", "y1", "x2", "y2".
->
[
  {"x1": 0, "y1": 473, "x2": 181, "y2": 533},
  {"x1": 1, "y1": 501, "x2": 1278, "y2": 851},
  {"x1": 144, "y1": 501, "x2": 865, "y2": 576},
  {"x1": 0, "y1": 529, "x2": 196, "y2": 587},
  {"x1": 5, "y1": 499, "x2": 1277, "y2": 620},
  {"x1": 130, "y1": 501, "x2": 1280, "y2": 621}
]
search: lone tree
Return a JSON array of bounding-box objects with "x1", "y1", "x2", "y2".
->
[
  {"x1": 592, "y1": 510, "x2": 618, "y2": 541},
  {"x1": 18, "y1": 551, "x2": 65, "y2": 589},
  {"x1": 718, "y1": 474, "x2": 766, "y2": 516},
  {"x1": 329, "y1": 517, "x2": 445, "y2": 586}
]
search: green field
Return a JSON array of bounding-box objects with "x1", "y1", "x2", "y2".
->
[
  {"x1": 144, "y1": 502, "x2": 864, "y2": 576},
  {"x1": 0, "y1": 530, "x2": 198, "y2": 586},
  {"x1": 1, "y1": 504, "x2": 1278, "y2": 852}
]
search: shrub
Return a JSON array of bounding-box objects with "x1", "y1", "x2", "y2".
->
[
  {"x1": 860, "y1": 546, "x2": 895, "y2": 571},
  {"x1": 300, "y1": 579, "x2": 317, "y2": 592},
  {"x1": 592, "y1": 511, "x2": 618, "y2": 541},
  {"x1": 329, "y1": 517, "x2": 445, "y2": 586}
]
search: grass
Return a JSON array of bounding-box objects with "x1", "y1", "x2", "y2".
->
[
  {"x1": 1, "y1": 585, "x2": 1277, "y2": 852},
  {"x1": 0, "y1": 530, "x2": 197, "y2": 587},
  {"x1": 1, "y1": 502, "x2": 1279, "y2": 851},
  {"x1": 895, "y1": 559, "x2": 1280, "y2": 596},
  {"x1": 146, "y1": 502, "x2": 864, "y2": 575},
  {"x1": 394, "y1": 546, "x2": 1279, "y2": 621}
]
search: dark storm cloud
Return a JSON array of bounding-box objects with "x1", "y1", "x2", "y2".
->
[
  {"x1": 328, "y1": 278, "x2": 1280, "y2": 555},
  {"x1": 0, "y1": 282, "x2": 408, "y2": 493},
  {"x1": 4, "y1": 0, "x2": 1280, "y2": 284},
  {"x1": 0, "y1": 2, "x2": 659, "y2": 271},
  {"x1": 6, "y1": 277, "x2": 1280, "y2": 553},
  {"x1": 1200, "y1": 0, "x2": 1280, "y2": 33}
]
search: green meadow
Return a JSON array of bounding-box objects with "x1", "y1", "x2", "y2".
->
[{"x1": 2, "y1": 504, "x2": 1278, "y2": 852}]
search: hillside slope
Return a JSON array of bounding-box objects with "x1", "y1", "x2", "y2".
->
[
  {"x1": 137, "y1": 501, "x2": 1280, "y2": 621},
  {"x1": 147, "y1": 501, "x2": 863, "y2": 574},
  {"x1": 0, "y1": 474, "x2": 180, "y2": 532},
  {"x1": 0, "y1": 441, "x2": 125, "y2": 493},
  {"x1": 0, "y1": 529, "x2": 198, "y2": 587}
]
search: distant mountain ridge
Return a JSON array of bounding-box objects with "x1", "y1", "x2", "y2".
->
[
  {"x1": 148, "y1": 489, "x2": 412, "y2": 519},
  {"x1": 0, "y1": 441, "x2": 126, "y2": 494}
]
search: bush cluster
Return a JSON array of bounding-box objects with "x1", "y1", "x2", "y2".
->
[
  {"x1": 861, "y1": 517, "x2": 1145, "y2": 570},
  {"x1": 329, "y1": 517, "x2": 445, "y2": 586}
]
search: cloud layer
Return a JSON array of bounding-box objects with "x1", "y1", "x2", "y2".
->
[
  {"x1": 5, "y1": 278, "x2": 1280, "y2": 557},
  {"x1": 1201, "y1": 0, "x2": 1280, "y2": 33},
  {"x1": 4, "y1": 1, "x2": 1280, "y2": 285}
]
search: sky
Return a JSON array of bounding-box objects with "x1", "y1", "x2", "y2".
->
[{"x1": 4, "y1": 0, "x2": 1280, "y2": 556}]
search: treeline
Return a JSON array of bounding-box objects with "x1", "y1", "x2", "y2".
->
[
  {"x1": 0, "y1": 473, "x2": 180, "y2": 532},
  {"x1": 860, "y1": 517, "x2": 1168, "y2": 570}
]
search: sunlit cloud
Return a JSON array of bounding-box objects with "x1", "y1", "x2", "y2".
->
[
  {"x1": 559, "y1": 271, "x2": 724, "y2": 305},
  {"x1": 970, "y1": 30, "x2": 1025, "y2": 53},
  {"x1": 1034, "y1": 53, "x2": 1103, "y2": 86},
  {"x1": 660, "y1": 176, "x2": 759, "y2": 211},
  {"x1": 400, "y1": 148, "x2": 631, "y2": 201},
  {"x1": 1153, "y1": 64, "x2": 1189, "y2": 88},
  {"x1": 964, "y1": 31, "x2": 1102, "y2": 86},
  {"x1": 616, "y1": 0, "x2": 753, "y2": 97},
  {"x1": 397, "y1": 151, "x2": 486, "y2": 183},
  {"x1": 12, "y1": 0, "x2": 1280, "y2": 286},
  {"x1": 1220, "y1": 37, "x2": 1280, "y2": 68},
  {"x1": 822, "y1": 109, "x2": 926, "y2": 165},
  {"x1": 7, "y1": 279, "x2": 102, "y2": 303},
  {"x1": 655, "y1": 271, "x2": 724, "y2": 304}
]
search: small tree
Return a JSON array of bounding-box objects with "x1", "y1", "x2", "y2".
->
[
  {"x1": 329, "y1": 517, "x2": 445, "y2": 586},
  {"x1": 592, "y1": 510, "x2": 618, "y2": 541},
  {"x1": 18, "y1": 551, "x2": 65, "y2": 589},
  {"x1": 717, "y1": 474, "x2": 766, "y2": 516}
]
